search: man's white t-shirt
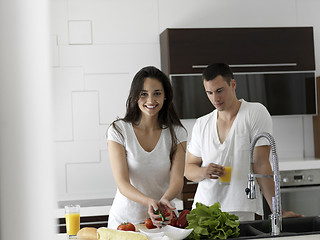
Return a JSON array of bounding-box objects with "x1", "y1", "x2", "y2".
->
[
  {"x1": 188, "y1": 99, "x2": 272, "y2": 216},
  {"x1": 107, "y1": 120, "x2": 187, "y2": 229}
]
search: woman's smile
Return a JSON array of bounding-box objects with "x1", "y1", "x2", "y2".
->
[{"x1": 145, "y1": 104, "x2": 158, "y2": 109}]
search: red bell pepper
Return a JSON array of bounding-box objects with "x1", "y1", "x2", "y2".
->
[
  {"x1": 177, "y1": 209, "x2": 190, "y2": 228},
  {"x1": 169, "y1": 211, "x2": 178, "y2": 227}
]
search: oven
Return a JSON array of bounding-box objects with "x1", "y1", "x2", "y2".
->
[
  {"x1": 279, "y1": 169, "x2": 320, "y2": 217},
  {"x1": 262, "y1": 168, "x2": 320, "y2": 218}
]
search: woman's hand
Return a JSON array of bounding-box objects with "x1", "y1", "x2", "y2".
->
[
  {"x1": 204, "y1": 163, "x2": 225, "y2": 179},
  {"x1": 157, "y1": 198, "x2": 174, "y2": 227},
  {"x1": 147, "y1": 199, "x2": 163, "y2": 227},
  {"x1": 147, "y1": 198, "x2": 174, "y2": 228},
  {"x1": 158, "y1": 198, "x2": 175, "y2": 211}
]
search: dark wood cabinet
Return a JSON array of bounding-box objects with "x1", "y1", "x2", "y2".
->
[
  {"x1": 313, "y1": 77, "x2": 320, "y2": 158},
  {"x1": 160, "y1": 27, "x2": 315, "y2": 75},
  {"x1": 181, "y1": 177, "x2": 198, "y2": 210}
]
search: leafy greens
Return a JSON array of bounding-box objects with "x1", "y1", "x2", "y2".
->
[{"x1": 186, "y1": 202, "x2": 240, "y2": 240}]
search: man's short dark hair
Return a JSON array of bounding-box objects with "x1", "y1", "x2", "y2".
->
[{"x1": 202, "y1": 63, "x2": 234, "y2": 85}]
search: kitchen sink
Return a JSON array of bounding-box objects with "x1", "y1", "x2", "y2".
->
[{"x1": 230, "y1": 216, "x2": 320, "y2": 239}]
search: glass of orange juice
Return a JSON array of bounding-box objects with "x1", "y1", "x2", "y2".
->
[
  {"x1": 219, "y1": 166, "x2": 232, "y2": 185},
  {"x1": 65, "y1": 205, "x2": 80, "y2": 238},
  {"x1": 219, "y1": 157, "x2": 232, "y2": 185}
]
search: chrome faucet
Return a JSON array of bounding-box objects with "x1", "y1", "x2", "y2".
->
[{"x1": 245, "y1": 132, "x2": 282, "y2": 236}]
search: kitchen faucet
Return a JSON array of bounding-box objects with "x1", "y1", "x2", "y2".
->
[{"x1": 245, "y1": 132, "x2": 282, "y2": 236}]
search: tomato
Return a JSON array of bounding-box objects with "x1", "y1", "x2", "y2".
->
[
  {"x1": 117, "y1": 222, "x2": 136, "y2": 231},
  {"x1": 145, "y1": 218, "x2": 156, "y2": 229}
]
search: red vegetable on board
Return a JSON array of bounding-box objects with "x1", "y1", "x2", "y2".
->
[
  {"x1": 145, "y1": 218, "x2": 156, "y2": 229},
  {"x1": 117, "y1": 222, "x2": 136, "y2": 231}
]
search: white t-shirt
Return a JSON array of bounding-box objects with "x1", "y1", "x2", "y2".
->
[
  {"x1": 188, "y1": 99, "x2": 272, "y2": 215},
  {"x1": 107, "y1": 120, "x2": 187, "y2": 229}
]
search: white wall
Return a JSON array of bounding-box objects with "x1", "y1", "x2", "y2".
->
[{"x1": 51, "y1": 0, "x2": 320, "y2": 202}]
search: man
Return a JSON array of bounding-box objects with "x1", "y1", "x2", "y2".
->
[{"x1": 185, "y1": 63, "x2": 301, "y2": 221}]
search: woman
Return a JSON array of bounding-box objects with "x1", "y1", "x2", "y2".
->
[{"x1": 107, "y1": 66, "x2": 187, "y2": 229}]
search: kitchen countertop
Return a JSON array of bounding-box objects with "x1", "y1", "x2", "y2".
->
[
  {"x1": 56, "y1": 198, "x2": 184, "y2": 218},
  {"x1": 56, "y1": 233, "x2": 320, "y2": 240},
  {"x1": 279, "y1": 158, "x2": 320, "y2": 171}
]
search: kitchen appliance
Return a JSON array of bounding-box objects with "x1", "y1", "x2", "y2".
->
[
  {"x1": 263, "y1": 168, "x2": 320, "y2": 218},
  {"x1": 280, "y1": 168, "x2": 320, "y2": 216}
]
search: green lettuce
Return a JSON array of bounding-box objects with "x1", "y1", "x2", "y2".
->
[{"x1": 186, "y1": 202, "x2": 240, "y2": 240}]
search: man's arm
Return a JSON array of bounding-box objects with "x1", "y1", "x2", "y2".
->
[
  {"x1": 252, "y1": 145, "x2": 274, "y2": 209},
  {"x1": 185, "y1": 152, "x2": 225, "y2": 182},
  {"x1": 253, "y1": 145, "x2": 303, "y2": 218}
]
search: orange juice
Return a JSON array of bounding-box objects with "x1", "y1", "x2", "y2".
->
[
  {"x1": 65, "y1": 212, "x2": 80, "y2": 235},
  {"x1": 219, "y1": 166, "x2": 232, "y2": 184}
]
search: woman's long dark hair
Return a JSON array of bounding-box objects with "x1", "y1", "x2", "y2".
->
[{"x1": 111, "y1": 66, "x2": 186, "y2": 160}]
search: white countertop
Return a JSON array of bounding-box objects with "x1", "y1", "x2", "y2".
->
[
  {"x1": 56, "y1": 233, "x2": 320, "y2": 240},
  {"x1": 274, "y1": 234, "x2": 320, "y2": 240},
  {"x1": 56, "y1": 198, "x2": 183, "y2": 218},
  {"x1": 279, "y1": 158, "x2": 320, "y2": 171},
  {"x1": 57, "y1": 205, "x2": 111, "y2": 218}
]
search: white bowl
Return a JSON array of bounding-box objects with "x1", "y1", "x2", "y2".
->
[
  {"x1": 139, "y1": 228, "x2": 165, "y2": 239},
  {"x1": 162, "y1": 225, "x2": 193, "y2": 240},
  {"x1": 139, "y1": 225, "x2": 193, "y2": 240}
]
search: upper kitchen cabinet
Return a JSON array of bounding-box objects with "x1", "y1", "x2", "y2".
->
[{"x1": 160, "y1": 27, "x2": 315, "y2": 75}]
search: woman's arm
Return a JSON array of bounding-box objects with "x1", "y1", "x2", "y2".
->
[
  {"x1": 108, "y1": 140, "x2": 159, "y2": 210},
  {"x1": 159, "y1": 141, "x2": 187, "y2": 207}
]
